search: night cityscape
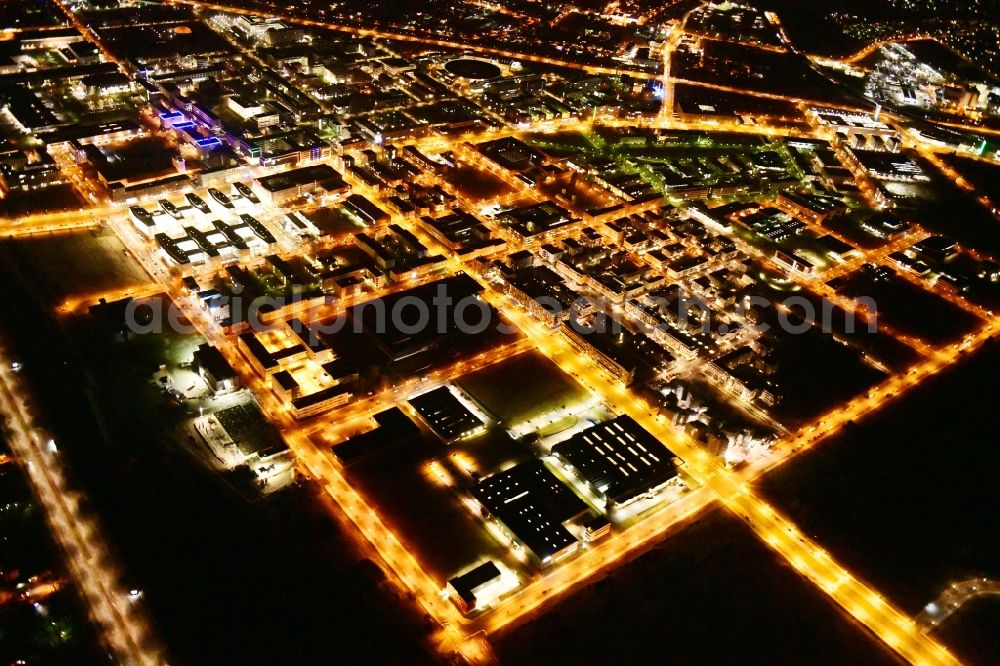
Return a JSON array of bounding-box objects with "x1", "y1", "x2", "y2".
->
[{"x1": 2, "y1": 0, "x2": 1000, "y2": 664}]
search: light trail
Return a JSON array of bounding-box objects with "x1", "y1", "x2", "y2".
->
[
  {"x1": 720, "y1": 485, "x2": 959, "y2": 666},
  {"x1": 931, "y1": 120, "x2": 1000, "y2": 138},
  {"x1": 461, "y1": 261, "x2": 959, "y2": 664},
  {"x1": 0, "y1": 213, "x2": 104, "y2": 237},
  {"x1": 0, "y1": 340, "x2": 164, "y2": 664},
  {"x1": 658, "y1": 19, "x2": 684, "y2": 119},
  {"x1": 824, "y1": 34, "x2": 937, "y2": 65},
  {"x1": 0, "y1": 576, "x2": 62, "y2": 607},
  {"x1": 916, "y1": 145, "x2": 1000, "y2": 222},
  {"x1": 34, "y1": 4, "x2": 990, "y2": 660},
  {"x1": 168, "y1": 0, "x2": 641, "y2": 77},
  {"x1": 56, "y1": 282, "x2": 163, "y2": 315},
  {"x1": 916, "y1": 579, "x2": 1000, "y2": 630}
]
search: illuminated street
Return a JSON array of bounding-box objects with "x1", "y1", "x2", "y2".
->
[
  {"x1": 0, "y1": 343, "x2": 163, "y2": 664},
  {"x1": 2, "y1": 0, "x2": 1000, "y2": 663}
]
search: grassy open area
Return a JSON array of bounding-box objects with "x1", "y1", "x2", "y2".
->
[
  {"x1": 524, "y1": 130, "x2": 598, "y2": 158},
  {"x1": 444, "y1": 163, "x2": 516, "y2": 202},
  {"x1": 910, "y1": 153, "x2": 1000, "y2": 259},
  {"x1": 497, "y1": 508, "x2": 900, "y2": 665},
  {"x1": 457, "y1": 350, "x2": 592, "y2": 427},
  {"x1": 761, "y1": 340, "x2": 1000, "y2": 619},
  {"x1": 1, "y1": 229, "x2": 150, "y2": 306},
  {"x1": 837, "y1": 271, "x2": 983, "y2": 346},
  {"x1": 0, "y1": 184, "x2": 87, "y2": 218}
]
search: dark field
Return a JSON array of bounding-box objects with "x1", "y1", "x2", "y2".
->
[
  {"x1": 0, "y1": 184, "x2": 86, "y2": 218},
  {"x1": 445, "y1": 164, "x2": 517, "y2": 201},
  {"x1": 936, "y1": 598, "x2": 1000, "y2": 666},
  {"x1": 910, "y1": 153, "x2": 1000, "y2": 259},
  {"x1": 0, "y1": 466, "x2": 104, "y2": 665},
  {"x1": 760, "y1": 340, "x2": 1000, "y2": 627},
  {"x1": 496, "y1": 508, "x2": 901, "y2": 665},
  {"x1": 0, "y1": 257, "x2": 435, "y2": 666},
  {"x1": 836, "y1": 271, "x2": 982, "y2": 346},
  {"x1": 457, "y1": 350, "x2": 592, "y2": 426}
]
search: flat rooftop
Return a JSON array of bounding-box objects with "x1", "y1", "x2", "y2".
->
[
  {"x1": 215, "y1": 402, "x2": 288, "y2": 459},
  {"x1": 257, "y1": 163, "x2": 346, "y2": 193},
  {"x1": 448, "y1": 560, "x2": 502, "y2": 608},
  {"x1": 472, "y1": 459, "x2": 586, "y2": 563},
  {"x1": 350, "y1": 273, "x2": 486, "y2": 361},
  {"x1": 332, "y1": 407, "x2": 419, "y2": 464},
  {"x1": 552, "y1": 415, "x2": 678, "y2": 507},
  {"x1": 194, "y1": 343, "x2": 237, "y2": 382},
  {"x1": 409, "y1": 386, "x2": 484, "y2": 442}
]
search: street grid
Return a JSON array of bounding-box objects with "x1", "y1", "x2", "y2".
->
[{"x1": 2, "y1": 1, "x2": 999, "y2": 664}]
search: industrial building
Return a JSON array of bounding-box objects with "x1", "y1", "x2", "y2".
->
[
  {"x1": 472, "y1": 459, "x2": 587, "y2": 566},
  {"x1": 552, "y1": 415, "x2": 679, "y2": 511},
  {"x1": 192, "y1": 343, "x2": 240, "y2": 395},
  {"x1": 446, "y1": 561, "x2": 515, "y2": 614},
  {"x1": 408, "y1": 386, "x2": 485, "y2": 442}
]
